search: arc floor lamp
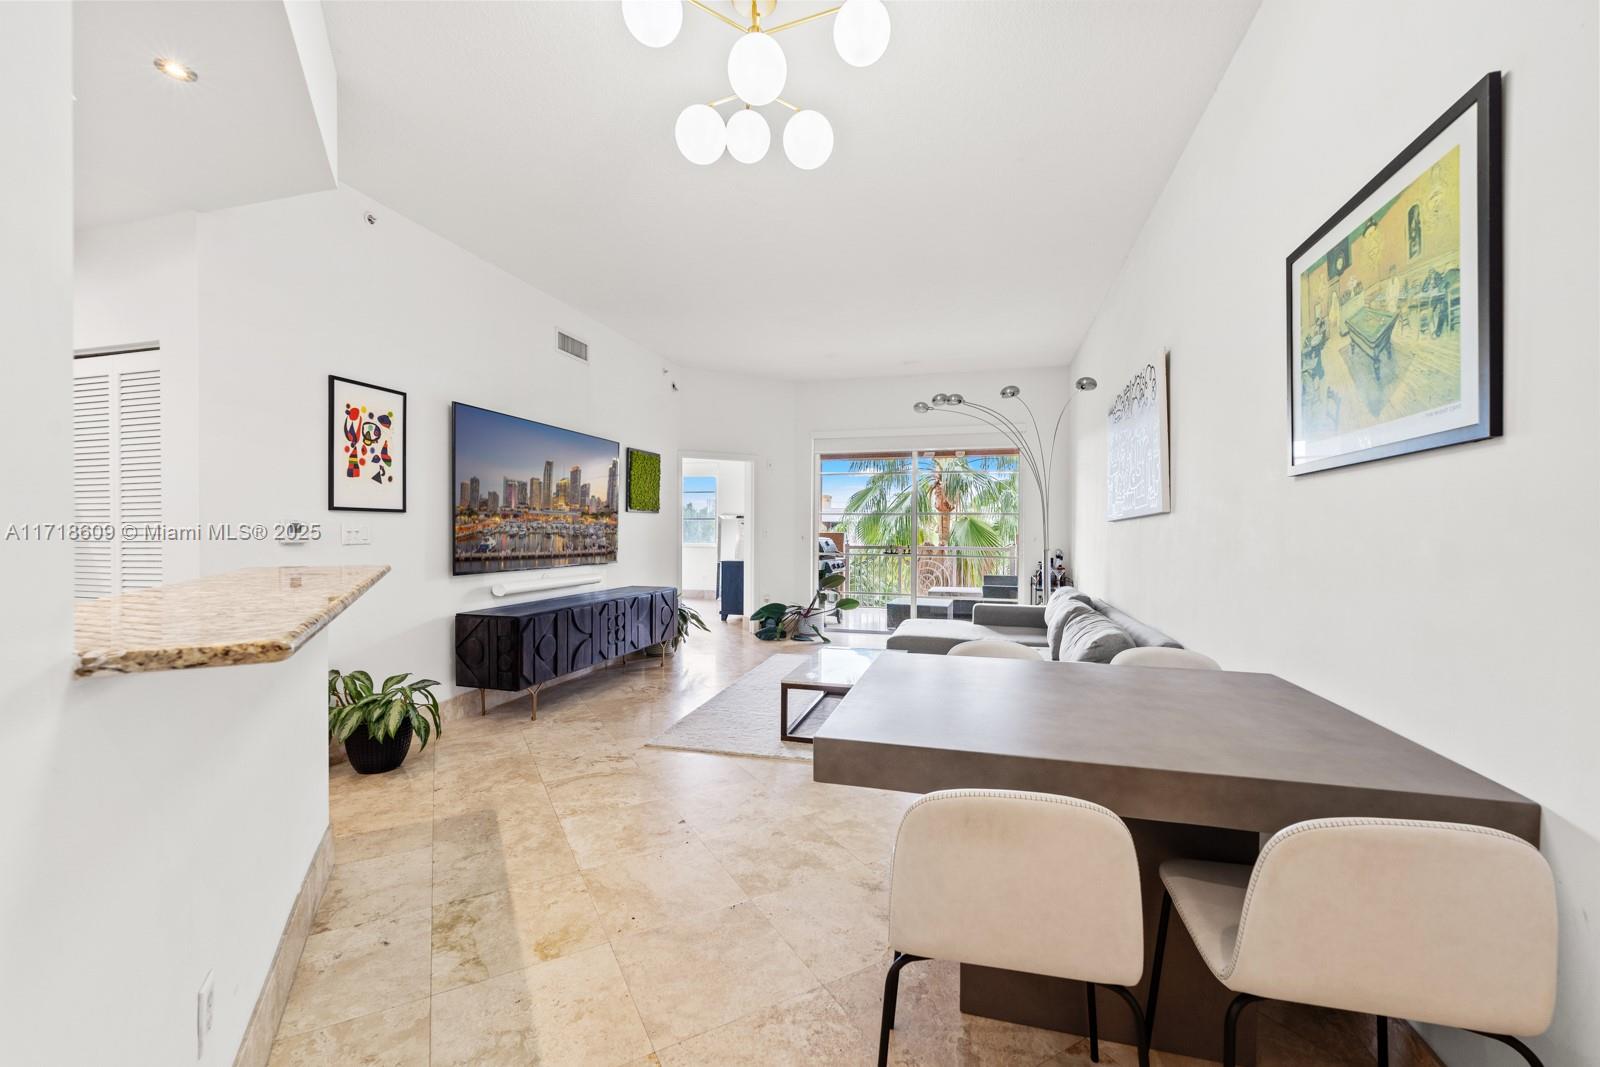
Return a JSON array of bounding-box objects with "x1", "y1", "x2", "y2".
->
[{"x1": 912, "y1": 376, "x2": 1098, "y2": 604}]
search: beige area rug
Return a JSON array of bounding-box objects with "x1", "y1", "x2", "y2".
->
[{"x1": 646, "y1": 655, "x2": 821, "y2": 761}]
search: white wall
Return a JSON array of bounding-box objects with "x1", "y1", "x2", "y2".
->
[
  {"x1": 680, "y1": 456, "x2": 750, "y2": 599},
  {"x1": 75, "y1": 187, "x2": 685, "y2": 702},
  {"x1": 75, "y1": 213, "x2": 203, "y2": 581},
  {"x1": 675, "y1": 365, "x2": 1075, "y2": 613},
  {"x1": 0, "y1": 17, "x2": 78, "y2": 1050},
  {"x1": 674, "y1": 366, "x2": 797, "y2": 610},
  {"x1": 793, "y1": 366, "x2": 1076, "y2": 603},
  {"x1": 3, "y1": 9, "x2": 334, "y2": 1065},
  {"x1": 1064, "y1": 3, "x2": 1598, "y2": 1063}
]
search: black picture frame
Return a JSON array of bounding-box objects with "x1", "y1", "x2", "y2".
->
[
  {"x1": 328, "y1": 374, "x2": 408, "y2": 512},
  {"x1": 1285, "y1": 71, "x2": 1502, "y2": 476}
]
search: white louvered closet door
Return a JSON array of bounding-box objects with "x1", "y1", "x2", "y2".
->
[{"x1": 71, "y1": 350, "x2": 163, "y2": 598}]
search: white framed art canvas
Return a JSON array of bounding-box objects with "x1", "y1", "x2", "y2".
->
[{"x1": 1106, "y1": 353, "x2": 1171, "y2": 522}]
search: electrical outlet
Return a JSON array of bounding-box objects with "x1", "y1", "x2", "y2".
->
[
  {"x1": 196, "y1": 970, "x2": 215, "y2": 1059},
  {"x1": 340, "y1": 525, "x2": 370, "y2": 546}
]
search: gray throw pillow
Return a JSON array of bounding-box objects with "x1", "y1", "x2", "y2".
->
[
  {"x1": 1057, "y1": 607, "x2": 1136, "y2": 664},
  {"x1": 1046, "y1": 598, "x2": 1095, "y2": 660},
  {"x1": 1042, "y1": 586, "x2": 1094, "y2": 630}
]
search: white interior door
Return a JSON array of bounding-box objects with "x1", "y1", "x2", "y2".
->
[{"x1": 72, "y1": 349, "x2": 163, "y2": 598}]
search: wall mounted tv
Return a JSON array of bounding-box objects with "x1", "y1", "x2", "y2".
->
[{"x1": 452, "y1": 402, "x2": 620, "y2": 575}]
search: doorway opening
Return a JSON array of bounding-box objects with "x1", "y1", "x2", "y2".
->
[{"x1": 679, "y1": 455, "x2": 755, "y2": 622}]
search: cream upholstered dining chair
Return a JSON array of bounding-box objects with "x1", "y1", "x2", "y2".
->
[
  {"x1": 947, "y1": 638, "x2": 1042, "y2": 660},
  {"x1": 1145, "y1": 818, "x2": 1557, "y2": 1067},
  {"x1": 1109, "y1": 646, "x2": 1221, "y2": 670},
  {"x1": 880, "y1": 789, "x2": 1150, "y2": 1067}
]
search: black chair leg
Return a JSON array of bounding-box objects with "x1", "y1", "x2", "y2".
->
[
  {"x1": 1144, "y1": 891, "x2": 1172, "y2": 1045},
  {"x1": 1469, "y1": 1031, "x2": 1545, "y2": 1067},
  {"x1": 1222, "y1": 993, "x2": 1262, "y2": 1067},
  {"x1": 1376, "y1": 1015, "x2": 1389, "y2": 1067},
  {"x1": 877, "y1": 952, "x2": 924, "y2": 1067},
  {"x1": 1103, "y1": 985, "x2": 1151, "y2": 1067},
  {"x1": 1085, "y1": 982, "x2": 1100, "y2": 1061}
]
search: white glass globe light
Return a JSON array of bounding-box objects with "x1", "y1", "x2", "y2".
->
[
  {"x1": 833, "y1": 0, "x2": 890, "y2": 67},
  {"x1": 622, "y1": 0, "x2": 683, "y2": 48},
  {"x1": 725, "y1": 108, "x2": 771, "y2": 164},
  {"x1": 727, "y1": 32, "x2": 786, "y2": 106},
  {"x1": 783, "y1": 109, "x2": 833, "y2": 170},
  {"x1": 674, "y1": 104, "x2": 726, "y2": 165}
]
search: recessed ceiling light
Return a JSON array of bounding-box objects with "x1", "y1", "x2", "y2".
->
[{"x1": 153, "y1": 57, "x2": 198, "y2": 83}]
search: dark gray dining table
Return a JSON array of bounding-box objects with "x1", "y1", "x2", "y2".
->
[{"x1": 812, "y1": 653, "x2": 1539, "y2": 1064}]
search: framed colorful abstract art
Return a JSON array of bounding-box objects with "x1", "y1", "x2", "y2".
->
[
  {"x1": 1286, "y1": 72, "x2": 1502, "y2": 475},
  {"x1": 329, "y1": 375, "x2": 407, "y2": 512}
]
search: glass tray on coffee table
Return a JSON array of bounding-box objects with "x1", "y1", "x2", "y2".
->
[{"x1": 779, "y1": 646, "x2": 888, "y2": 743}]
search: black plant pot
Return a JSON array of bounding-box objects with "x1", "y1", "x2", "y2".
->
[{"x1": 343, "y1": 719, "x2": 414, "y2": 775}]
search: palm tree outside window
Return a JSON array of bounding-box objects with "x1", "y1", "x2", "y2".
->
[{"x1": 820, "y1": 450, "x2": 1019, "y2": 632}]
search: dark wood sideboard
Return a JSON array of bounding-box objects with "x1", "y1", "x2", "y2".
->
[{"x1": 455, "y1": 585, "x2": 678, "y2": 718}]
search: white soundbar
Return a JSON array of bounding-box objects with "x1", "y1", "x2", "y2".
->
[{"x1": 489, "y1": 576, "x2": 602, "y2": 598}]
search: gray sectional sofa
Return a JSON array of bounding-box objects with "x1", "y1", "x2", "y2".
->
[{"x1": 886, "y1": 589, "x2": 1181, "y2": 661}]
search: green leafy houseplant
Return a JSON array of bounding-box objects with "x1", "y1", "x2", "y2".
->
[
  {"x1": 328, "y1": 670, "x2": 443, "y2": 774},
  {"x1": 652, "y1": 601, "x2": 710, "y2": 656},
  {"x1": 674, "y1": 602, "x2": 709, "y2": 650},
  {"x1": 752, "y1": 572, "x2": 860, "y2": 643}
]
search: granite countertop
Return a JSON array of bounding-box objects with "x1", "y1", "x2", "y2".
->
[{"x1": 74, "y1": 565, "x2": 390, "y2": 676}]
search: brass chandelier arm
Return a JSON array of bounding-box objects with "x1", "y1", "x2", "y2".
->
[
  {"x1": 686, "y1": 0, "x2": 751, "y2": 34},
  {"x1": 711, "y1": 95, "x2": 804, "y2": 111},
  {"x1": 708, "y1": 95, "x2": 806, "y2": 111},
  {"x1": 764, "y1": 5, "x2": 843, "y2": 35}
]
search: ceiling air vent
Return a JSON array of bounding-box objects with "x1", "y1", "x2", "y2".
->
[{"x1": 556, "y1": 331, "x2": 590, "y2": 363}]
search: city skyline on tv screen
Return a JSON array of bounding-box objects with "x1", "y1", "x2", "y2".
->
[{"x1": 452, "y1": 403, "x2": 619, "y2": 575}]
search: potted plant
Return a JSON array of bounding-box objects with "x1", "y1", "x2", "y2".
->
[
  {"x1": 752, "y1": 573, "x2": 860, "y2": 643},
  {"x1": 672, "y1": 602, "x2": 709, "y2": 651},
  {"x1": 328, "y1": 670, "x2": 443, "y2": 775},
  {"x1": 649, "y1": 602, "x2": 711, "y2": 656}
]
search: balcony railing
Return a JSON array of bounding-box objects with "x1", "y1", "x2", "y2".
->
[{"x1": 831, "y1": 543, "x2": 1018, "y2": 630}]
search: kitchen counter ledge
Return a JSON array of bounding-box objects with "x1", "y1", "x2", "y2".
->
[{"x1": 73, "y1": 565, "x2": 389, "y2": 676}]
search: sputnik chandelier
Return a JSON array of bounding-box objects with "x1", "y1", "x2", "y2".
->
[{"x1": 621, "y1": 0, "x2": 891, "y2": 170}]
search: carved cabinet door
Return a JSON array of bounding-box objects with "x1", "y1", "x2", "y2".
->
[
  {"x1": 563, "y1": 604, "x2": 597, "y2": 674},
  {"x1": 650, "y1": 589, "x2": 677, "y2": 647},
  {"x1": 454, "y1": 615, "x2": 492, "y2": 689},
  {"x1": 627, "y1": 595, "x2": 652, "y2": 652},
  {"x1": 524, "y1": 611, "x2": 561, "y2": 685}
]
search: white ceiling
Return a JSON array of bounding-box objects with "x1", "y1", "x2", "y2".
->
[
  {"x1": 74, "y1": 1, "x2": 335, "y2": 229},
  {"x1": 324, "y1": 0, "x2": 1258, "y2": 378},
  {"x1": 73, "y1": 1, "x2": 1260, "y2": 378}
]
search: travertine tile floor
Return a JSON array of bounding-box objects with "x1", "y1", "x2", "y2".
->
[{"x1": 269, "y1": 604, "x2": 1439, "y2": 1066}]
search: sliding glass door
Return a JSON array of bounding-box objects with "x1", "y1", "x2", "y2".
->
[{"x1": 819, "y1": 448, "x2": 1019, "y2": 633}]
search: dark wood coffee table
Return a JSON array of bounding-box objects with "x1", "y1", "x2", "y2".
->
[{"x1": 779, "y1": 647, "x2": 886, "y2": 743}]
